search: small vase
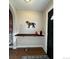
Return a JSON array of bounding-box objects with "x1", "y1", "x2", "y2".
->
[{"x1": 40, "y1": 31, "x2": 42, "y2": 35}]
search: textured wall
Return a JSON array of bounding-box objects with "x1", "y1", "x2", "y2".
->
[{"x1": 15, "y1": 10, "x2": 44, "y2": 34}]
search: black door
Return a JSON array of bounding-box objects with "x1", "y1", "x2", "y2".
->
[{"x1": 47, "y1": 9, "x2": 53, "y2": 59}]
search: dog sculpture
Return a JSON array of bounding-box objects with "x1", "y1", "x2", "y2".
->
[{"x1": 26, "y1": 21, "x2": 36, "y2": 28}]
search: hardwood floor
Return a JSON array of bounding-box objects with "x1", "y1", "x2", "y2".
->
[{"x1": 9, "y1": 47, "x2": 46, "y2": 59}]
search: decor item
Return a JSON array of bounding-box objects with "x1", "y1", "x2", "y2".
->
[
  {"x1": 35, "y1": 31, "x2": 38, "y2": 35},
  {"x1": 26, "y1": 21, "x2": 36, "y2": 28},
  {"x1": 40, "y1": 30, "x2": 42, "y2": 35}
]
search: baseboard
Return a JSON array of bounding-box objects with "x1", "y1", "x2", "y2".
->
[{"x1": 16, "y1": 45, "x2": 44, "y2": 48}]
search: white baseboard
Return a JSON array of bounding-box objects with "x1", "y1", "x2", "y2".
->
[{"x1": 16, "y1": 45, "x2": 44, "y2": 48}]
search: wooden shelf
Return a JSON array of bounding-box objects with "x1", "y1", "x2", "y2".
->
[{"x1": 15, "y1": 34, "x2": 44, "y2": 36}]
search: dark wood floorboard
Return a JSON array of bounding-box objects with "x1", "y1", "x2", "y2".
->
[{"x1": 9, "y1": 47, "x2": 46, "y2": 59}]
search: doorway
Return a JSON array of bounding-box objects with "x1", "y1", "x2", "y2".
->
[
  {"x1": 47, "y1": 9, "x2": 53, "y2": 59},
  {"x1": 9, "y1": 10, "x2": 13, "y2": 47}
]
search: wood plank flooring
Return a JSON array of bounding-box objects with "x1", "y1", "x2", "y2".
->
[{"x1": 9, "y1": 47, "x2": 46, "y2": 59}]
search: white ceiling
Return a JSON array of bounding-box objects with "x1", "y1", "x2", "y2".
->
[{"x1": 10, "y1": 0, "x2": 51, "y2": 11}]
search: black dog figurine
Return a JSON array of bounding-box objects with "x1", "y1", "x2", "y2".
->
[{"x1": 26, "y1": 21, "x2": 36, "y2": 28}]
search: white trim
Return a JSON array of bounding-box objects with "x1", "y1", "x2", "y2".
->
[
  {"x1": 45, "y1": 5, "x2": 53, "y2": 53},
  {"x1": 16, "y1": 45, "x2": 44, "y2": 48},
  {"x1": 9, "y1": 1, "x2": 17, "y2": 49}
]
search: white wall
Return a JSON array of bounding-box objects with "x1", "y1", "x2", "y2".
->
[
  {"x1": 13, "y1": 10, "x2": 46, "y2": 50},
  {"x1": 15, "y1": 10, "x2": 44, "y2": 34}
]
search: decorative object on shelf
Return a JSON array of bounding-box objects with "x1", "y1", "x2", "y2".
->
[
  {"x1": 40, "y1": 30, "x2": 42, "y2": 35},
  {"x1": 25, "y1": 21, "x2": 36, "y2": 28},
  {"x1": 35, "y1": 31, "x2": 38, "y2": 35}
]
